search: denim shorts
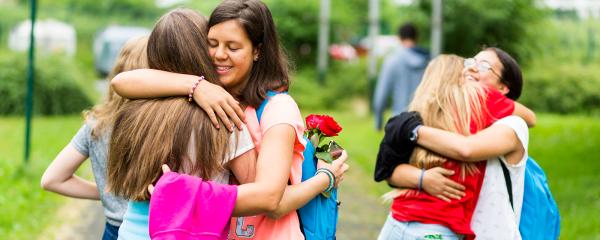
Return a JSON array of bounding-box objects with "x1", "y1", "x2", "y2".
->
[
  {"x1": 102, "y1": 222, "x2": 120, "y2": 240},
  {"x1": 378, "y1": 214, "x2": 464, "y2": 240}
]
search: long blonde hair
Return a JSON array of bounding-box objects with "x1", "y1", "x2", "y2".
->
[
  {"x1": 85, "y1": 36, "x2": 149, "y2": 138},
  {"x1": 383, "y1": 55, "x2": 488, "y2": 201},
  {"x1": 409, "y1": 54, "x2": 487, "y2": 177}
]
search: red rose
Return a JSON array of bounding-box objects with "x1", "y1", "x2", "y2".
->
[
  {"x1": 306, "y1": 114, "x2": 342, "y2": 137},
  {"x1": 318, "y1": 115, "x2": 342, "y2": 136},
  {"x1": 305, "y1": 114, "x2": 323, "y2": 130}
]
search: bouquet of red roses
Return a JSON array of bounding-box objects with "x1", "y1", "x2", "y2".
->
[{"x1": 304, "y1": 114, "x2": 344, "y2": 163}]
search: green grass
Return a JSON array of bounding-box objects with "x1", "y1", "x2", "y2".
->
[
  {"x1": 0, "y1": 116, "x2": 87, "y2": 239},
  {"x1": 316, "y1": 111, "x2": 600, "y2": 239},
  {"x1": 527, "y1": 115, "x2": 600, "y2": 239}
]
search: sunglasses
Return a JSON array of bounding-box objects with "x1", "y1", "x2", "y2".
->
[{"x1": 463, "y1": 58, "x2": 502, "y2": 79}]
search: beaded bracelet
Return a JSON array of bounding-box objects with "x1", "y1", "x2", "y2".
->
[
  {"x1": 188, "y1": 76, "x2": 205, "y2": 102},
  {"x1": 316, "y1": 168, "x2": 335, "y2": 193},
  {"x1": 418, "y1": 168, "x2": 425, "y2": 191}
]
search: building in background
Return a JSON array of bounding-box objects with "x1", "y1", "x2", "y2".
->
[
  {"x1": 9, "y1": 19, "x2": 76, "y2": 56},
  {"x1": 155, "y1": 0, "x2": 189, "y2": 8}
]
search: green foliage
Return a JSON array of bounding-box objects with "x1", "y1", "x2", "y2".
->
[
  {"x1": 521, "y1": 61, "x2": 600, "y2": 114},
  {"x1": 32, "y1": 0, "x2": 161, "y2": 19},
  {"x1": 518, "y1": 19, "x2": 599, "y2": 66},
  {"x1": 291, "y1": 59, "x2": 368, "y2": 110},
  {"x1": 0, "y1": 51, "x2": 93, "y2": 115},
  {"x1": 330, "y1": 0, "x2": 369, "y2": 40},
  {"x1": 0, "y1": 2, "x2": 28, "y2": 48},
  {"x1": 264, "y1": 0, "x2": 374, "y2": 66},
  {"x1": 518, "y1": 19, "x2": 600, "y2": 114},
  {"x1": 265, "y1": 0, "x2": 318, "y2": 65},
  {"x1": 0, "y1": 116, "x2": 88, "y2": 239},
  {"x1": 412, "y1": 0, "x2": 547, "y2": 61}
]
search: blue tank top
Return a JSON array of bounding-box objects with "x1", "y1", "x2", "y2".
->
[{"x1": 118, "y1": 201, "x2": 150, "y2": 240}]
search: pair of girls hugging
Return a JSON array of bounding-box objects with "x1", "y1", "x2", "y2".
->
[
  {"x1": 375, "y1": 52, "x2": 535, "y2": 240},
  {"x1": 106, "y1": 2, "x2": 347, "y2": 240}
]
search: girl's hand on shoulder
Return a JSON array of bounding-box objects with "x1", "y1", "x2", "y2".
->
[
  {"x1": 147, "y1": 164, "x2": 172, "y2": 195},
  {"x1": 317, "y1": 150, "x2": 350, "y2": 188},
  {"x1": 194, "y1": 81, "x2": 245, "y2": 131},
  {"x1": 422, "y1": 167, "x2": 465, "y2": 202}
]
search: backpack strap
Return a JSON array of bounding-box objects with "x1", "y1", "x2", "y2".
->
[
  {"x1": 256, "y1": 90, "x2": 287, "y2": 123},
  {"x1": 499, "y1": 159, "x2": 514, "y2": 210},
  {"x1": 256, "y1": 90, "x2": 307, "y2": 236}
]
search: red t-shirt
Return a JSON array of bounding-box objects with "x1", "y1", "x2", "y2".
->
[{"x1": 390, "y1": 87, "x2": 514, "y2": 238}]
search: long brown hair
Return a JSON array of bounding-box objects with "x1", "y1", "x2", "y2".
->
[
  {"x1": 209, "y1": 0, "x2": 290, "y2": 107},
  {"x1": 85, "y1": 36, "x2": 148, "y2": 138},
  {"x1": 107, "y1": 9, "x2": 230, "y2": 201}
]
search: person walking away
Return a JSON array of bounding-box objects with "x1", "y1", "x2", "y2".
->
[{"x1": 373, "y1": 22, "x2": 429, "y2": 130}]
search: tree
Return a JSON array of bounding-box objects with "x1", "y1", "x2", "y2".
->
[
  {"x1": 416, "y1": 0, "x2": 546, "y2": 61},
  {"x1": 264, "y1": 0, "x2": 371, "y2": 67}
]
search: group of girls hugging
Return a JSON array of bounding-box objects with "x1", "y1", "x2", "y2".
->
[
  {"x1": 43, "y1": 1, "x2": 348, "y2": 239},
  {"x1": 41, "y1": 0, "x2": 541, "y2": 239}
]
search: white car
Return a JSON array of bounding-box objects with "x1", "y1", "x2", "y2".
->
[{"x1": 93, "y1": 26, "x2": 150, "y2": 77}]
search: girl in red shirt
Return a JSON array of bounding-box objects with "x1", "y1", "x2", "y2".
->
[{"x1": 376, "y1": 54, "x2": 519, "y2": 239}]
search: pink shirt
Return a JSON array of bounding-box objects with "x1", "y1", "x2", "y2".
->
[
  {"x1": 228, "y1": 94, "x2": 306, "y2": 240},
  {"x1": 149, "y1": 172, "x2": 237, "y2": 240}
]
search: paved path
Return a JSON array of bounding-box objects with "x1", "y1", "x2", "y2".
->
[
  {"x1": 337, "y1": 164, "x2": 389, "y2": 239},
  {"x1": 38, "y1": 198, "x2": 104, "y2": 240}
]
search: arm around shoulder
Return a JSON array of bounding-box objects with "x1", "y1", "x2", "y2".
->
[
  {"x1": 111, "y1": 69, "x2": 197, "y2": 98},
  {"x1": 417, "y1": 123, "x2": 521, "y2": 162}
]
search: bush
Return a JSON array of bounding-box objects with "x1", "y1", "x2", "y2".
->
[
  {"x1": 520, "y1": 61, "x2": 600, "y2": 114},
  {"x1": 265, "y1": 0, "x2": 373, "y2": 67},
  {"x1": 406, "y1": 0, "x2": 547, "y2": 62},
  {"x1": 0, "y1": 51, "x2": 94, "y2": 115},
  {"x1": 517, "y1": 19, "x2": 600, "y2": 114},
  {"x1": 291, "y1": 59, "x2": 369, "y2": 110}
]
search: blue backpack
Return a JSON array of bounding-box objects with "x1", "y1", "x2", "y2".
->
[
  {"x1": 519, "y1": 157, "x2": 560, "y2": 240},
  {"x1": 256, "y1": 91, "x2": 339, "y2": 240}
]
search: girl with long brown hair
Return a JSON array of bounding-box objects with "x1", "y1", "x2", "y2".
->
[
  {"x1": 110, "y1": 1, "x2": 349, "y2": 239},
  {"x1": 41, "y1": 36, "x2": 148, "y2": 240},
  {"x1": 109, "y1": 7, "x2": 347, "y2": 239},
  {"x1": 107, "y1": 9, "x2": 256, "y2": 239}
]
